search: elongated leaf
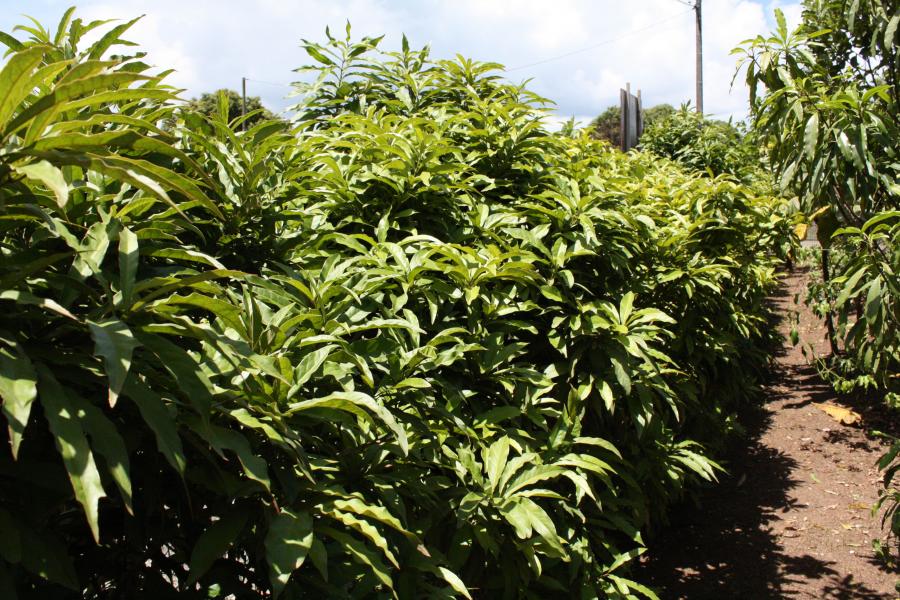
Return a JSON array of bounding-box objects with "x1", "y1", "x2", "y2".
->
[
  {"x1": 319, "y1": 525, "x2": 394, "y2": 590},
  {"x1": 803, "y1": 113, "x2": 818, "y2": 158},
  {"x1": 0, "y1": 289, "x2": 77, "y2": 320},
  {"x1": 70, "y1": 393, "x2": 133, "y2": 513},
  {"x1": 290, "y1": 344, "x2": 336, "y2": 393},
  {"x1": 0, "y1": 46, "x2": 44, "y2": 129},
  {"x1": 438, "y1": 566, "x2": 472, "y2": 600},
  {"x1": 0, "y1": 342, "x2": 37, "y2": 458},
  {"x1": 188, "y1": 512, "x2": 248, "y2": 585},
  {"x1": 136, "y1": 332, "x2": 214, "y2": 413},
  {"x1": 118, "y1": 227, "x2": 138, "y2": 308},
  {"x1": 19, "y1": 527, "x2": 78, "y2": 590},
  {"x1": 13, "y1": 161, "x2": 68, "y2": 208},
  {"x1": 516, "y1": 497, "x2": 565, "y2": 555},
  {"x1": 325, "y1": 509, "x2": 398, "y2": 567},
  {"x1": 329, "y1": 498, "x2": 410, "y2": 536},
  {"x1": 287, "y1": 391, "x2": 408, "y2": 454},
  {"x1": 483, "y1": 436, "x2": 510, "y2": 494},
  {"x1": 88, "y1": 319, "x2": 139, "y2": 407},
  {"x1": 86, "y1": 16, "x2": 142, "y2": 60},
  {"x1": 36, "y1": 366, "x2": 106, "y2": 542},
  {"x1": 123, "y1": 378, "x2": 186, "y2": 476},
  {"x1": 193, "y1": 421, "x2": 270, "y2": 490},
  {"x1": 265, "y1": 509, "x2": 314, "y2": 597}
]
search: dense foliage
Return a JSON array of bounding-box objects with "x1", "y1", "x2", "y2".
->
[
  {"x1": 639, "y1": 105, "x2": 764, "y2": 184},
  {"x1": 0, "y1": 11, "x2": 791, "y2": 599},
  {"x1": 737, "y1": 0, "x2": 900, "y2": 558}
]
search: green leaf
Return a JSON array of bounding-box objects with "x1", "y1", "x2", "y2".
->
[
  {"x1": 835, "y1": 266, "x2": 868, "y2": 307},
  {"x1": 803, "y1": 113, "x2": 818, "y2": 158},
  {"x1": 0, "y1": 342, "x2": 37, "y2": 458},
  {"x1": 195, "y1": 421, "x2": 271, "y2": 490},
  {"x1": 325, "y1": 509, "x2": 398, "y2": 568},
  {"x1": 123, "y1": 378, "x2": 186, "y2": 476},
  {"x1": 289, "y1": 344, "x2": 336, "y2": 394},
  {"x1": 438, "y1": 566, "x2": 472, "y2": 599},
  {"x1": 287, "y1": 391, "x2": 408, "y2": 455},
  {"x1": 19, "y1": 527, "x2": 78, "y2": 590},
  {"x1": 36, "y1": 366, "x2": 106, "y2": 543},
  {"x1": 188, "y1": 512, "x2": 248, "y2": 585},
  {"x1": 53, "y1": 7, "x2": 76, "y2": 46},
  {"x1": 86, "y1": 16, "x2": 142, "y2": 60},
  {"x1": 610, "y1": 355, "x2": 632, "y2": 395},
  {"x1": 0, "y1": 46, "x2": 44, "y2": 129},
  {"x1": 118, "y1": 227, "x2": 139, "y2": 308},
  {"x1": 0, "y1": 290, "x2": 77, "y2": 320},
  {"x1": 319, "y1": 525, "x2": 394, "y2": 590},
  {"x1": 13, "y1": 161, "x2": 68, "y2": 208},
  {"x1": 88, "y1": 319, "x2": 139, "y2": 407},
  {"x1": 70, "y1": 393, "x2": 133, "y2": 514},
  {"x1": 483, "y1": 436, "x2": 510, "y2": 494},
  {"x1": 72, "y1": 220, "x2": 114, "y2": 280},
  {"x1": 137, "y1": 332, "x2": 214, "y2": 413},
  {"x1": 775, "y1": 8, "x2": 787, "y2": 38},
  {"x1": 865, "y1": 277, "x2": 882, "y2": 322},
  {"x1": 265, "y1": 509, "x2": 314, "y2": 597},
  {"x1": 885, "y1": 14, "x2": 899, "y2": 51},
  {"x1": 329, "y1": 498, "x2": 410, "y2": 536}
]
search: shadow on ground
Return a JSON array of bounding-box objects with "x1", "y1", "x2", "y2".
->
[{"x1": 634, "y1": 366, "x2": 891, "y2": 597}]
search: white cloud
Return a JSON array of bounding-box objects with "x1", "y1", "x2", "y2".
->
[{"x1": 0, "y1": 0, "x2": 801, "y2": 121}]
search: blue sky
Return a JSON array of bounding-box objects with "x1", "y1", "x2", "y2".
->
[{"x1": 1, "y1": 0, "x2": 801, "y2": 124}]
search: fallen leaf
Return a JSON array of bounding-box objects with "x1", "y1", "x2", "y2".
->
[{"x1": 813, "y1": 402, "x2": 861, "y2": 426}]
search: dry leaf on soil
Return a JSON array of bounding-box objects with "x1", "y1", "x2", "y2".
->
[{"x1": 813, "y1": 402, "x2": 861, "y2": 426}]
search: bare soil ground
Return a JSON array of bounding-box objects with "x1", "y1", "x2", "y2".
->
[{"x1": 637, "y1": 268, "x2": 899, "y2": 599}]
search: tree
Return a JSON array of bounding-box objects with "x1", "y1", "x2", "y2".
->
[
  {"x1": 186, "y1": 88, "x2": 276, "y2": 126},
  {"x1": 639, "y1": 104, "x2": 761, "y2": 181}
]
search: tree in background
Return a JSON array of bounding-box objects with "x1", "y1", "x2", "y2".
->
[
  {"x1": 186, "y1": 88, "x2": 276, "y2": 126},
  {"x1": 589, "y1": 103, "x2": 675, "y2": 147}
]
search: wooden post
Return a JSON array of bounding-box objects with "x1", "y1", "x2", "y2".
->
[{"x1": 636, "y1": 88, "x2": 643, "y2": 139}]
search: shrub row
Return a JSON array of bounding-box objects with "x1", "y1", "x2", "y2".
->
[{"x1": 0, "y1": 12, "x2": 792, "y2": 598}]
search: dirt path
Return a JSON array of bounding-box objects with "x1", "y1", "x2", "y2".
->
[{"x1": 637, "y1": 269, "x2": 898, "y2": 599}]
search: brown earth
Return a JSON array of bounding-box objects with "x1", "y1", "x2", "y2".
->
[{"x1": 637, "y1": 268, "x2": 899, "y2": 599}]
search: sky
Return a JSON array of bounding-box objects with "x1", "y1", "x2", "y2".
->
[{"x1": 0, "y1": 0, "x2": 802, "y2": 126}]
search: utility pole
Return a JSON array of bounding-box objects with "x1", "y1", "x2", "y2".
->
[
  {"x1": 241, "y1": 76, "x2": 247, "y2": 132},
  {"x1": 694, "y1": 0, "x2": 703, "y2": 114}
]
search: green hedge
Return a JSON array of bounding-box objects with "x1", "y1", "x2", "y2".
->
[{"x1": 0, "y1": 11, "x2": 792, "y2": 599}]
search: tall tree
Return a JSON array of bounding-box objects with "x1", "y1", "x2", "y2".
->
[{"x1": 186, "y1": 88, "x2": 276, "y2": 126}]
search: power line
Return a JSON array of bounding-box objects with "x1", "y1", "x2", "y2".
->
[{"x1": 504, "y1": 9, "x2": 693, "y2": 73}]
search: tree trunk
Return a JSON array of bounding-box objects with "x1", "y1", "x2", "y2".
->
[{"x1": 821, "y1": 248, "x2": 838, "y2": 355}]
